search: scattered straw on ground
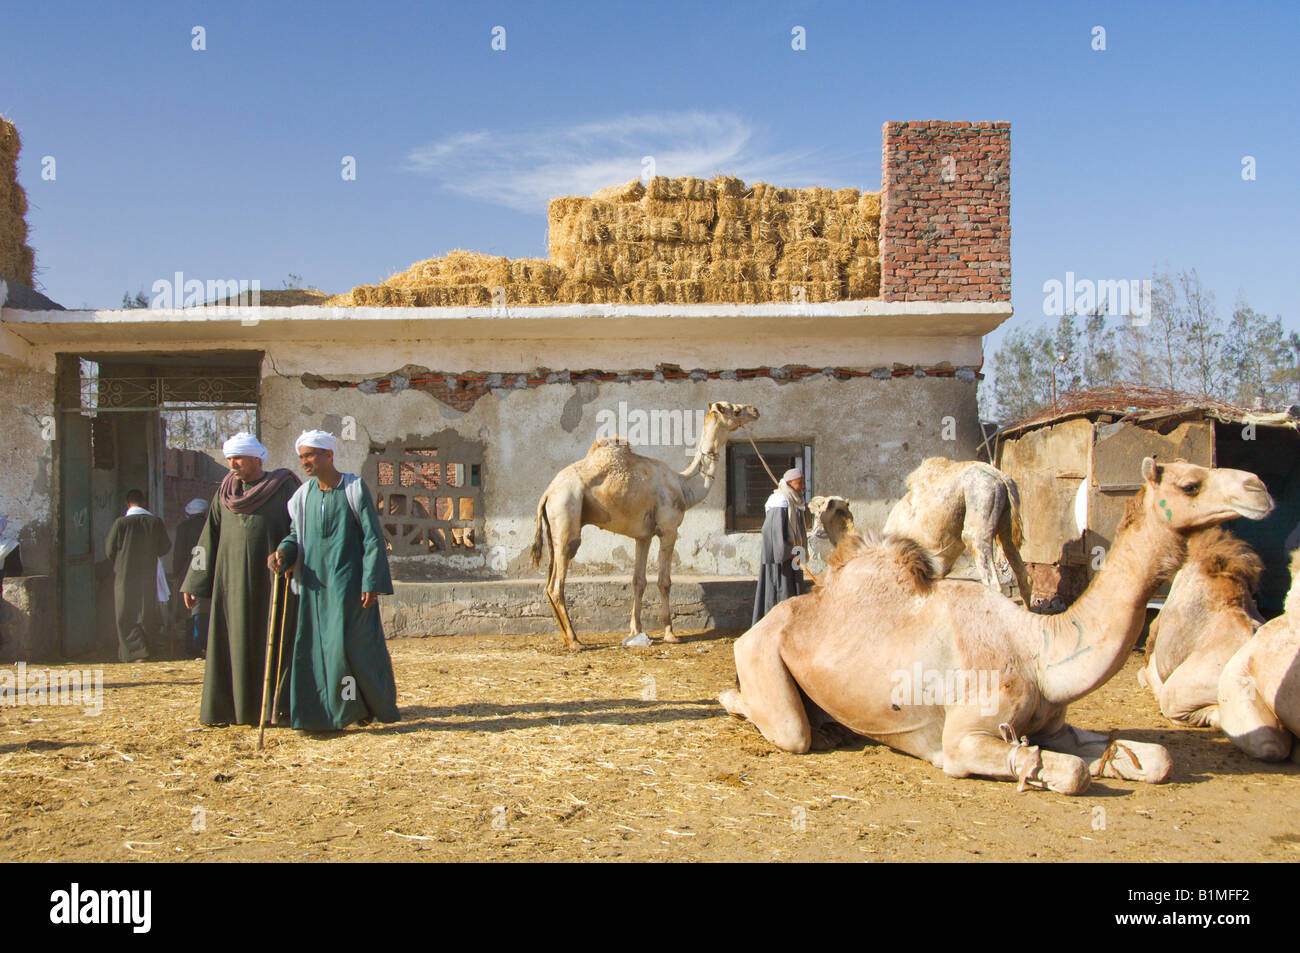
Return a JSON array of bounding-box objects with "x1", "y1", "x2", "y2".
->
[{"x1": 1, "y1": 633, "x2": 1296, "y2": 861}]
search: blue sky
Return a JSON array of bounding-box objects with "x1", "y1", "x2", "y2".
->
[{"x1": 2, "y1": 0, "x2": 1296, "y2": 363}]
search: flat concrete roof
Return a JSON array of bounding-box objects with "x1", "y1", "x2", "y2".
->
[{"x1": 2, "y1": 300, "x2": 1012, "y2": 352}]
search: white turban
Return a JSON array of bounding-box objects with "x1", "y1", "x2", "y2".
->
[
  {"x1": 295, "y1": 429, "x2": 338, "y2": 453},
  {"x1": 223, "y1": 432, "x2": 268, "y2": 460},
  {"x1": 782, "y1": 468, "x2": 803, "y2": 483},
  {"x1": 184, "y1": 498, "x2": 209, "y2": 516}
]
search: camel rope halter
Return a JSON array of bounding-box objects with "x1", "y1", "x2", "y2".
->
[{"x1": 999, "y1": 722, "x2": 1043, "y2": 793}]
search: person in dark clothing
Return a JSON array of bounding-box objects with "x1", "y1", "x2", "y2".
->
[
  {"x1": 106, "y1": 489, "x2": 172, "y2": 662},
  {"x1": 752, "y1": 468, "x2": 808, "y2": 625},
  {"x1": 172, "y1": 498, "x2": 211, "y2": 657}
]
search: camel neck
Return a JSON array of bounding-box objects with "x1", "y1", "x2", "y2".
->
[
  {"x1": 1037, "y1": 509, "x2": 1184, "y2": 704},
  {"x1": 678, "y1": 417, "x2": 723, "y2": 508}
]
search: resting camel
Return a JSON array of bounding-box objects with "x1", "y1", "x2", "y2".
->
[
  {"x1": 883, "y1": 458, "x2": 1032, "y2": 601},
  {"x1": 809, "y1": 496, "x2": 857, "y2": 546},
  {"x1": 1217, "y1": 549, "x2": 1300, "y2": 761},
  {"x1": 1138, "y1": 527, "x2": 1264, "y2": 727},
  {"x1": 720, "y1": 458, "x2": 1273, "y2": 794},
  {"x1": 532, "y1": 401, "x2": 760, "y2": 649}
]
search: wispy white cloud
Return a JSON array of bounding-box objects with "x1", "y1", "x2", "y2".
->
[{"x1": 403, "y1": 112, "x2": 832, "y2": 213}]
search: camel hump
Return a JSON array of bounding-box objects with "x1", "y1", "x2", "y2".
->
[
  {"x1": 1188, "y1": 526, "x2": 1264, "y2": 591},
  {"x1": 885, "y1": 535, "x2": 940, "y2": 592},
  {"x1": 588, "y1": 436, "x2": 633, "y2": 455},
  {"x1": 827, "y1": 530, "x2": 937, "y2": 594}
]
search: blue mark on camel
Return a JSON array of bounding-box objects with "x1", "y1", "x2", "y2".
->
[{"x1": 1046, "y1": 620, "x2": 1093, "y2": 669}]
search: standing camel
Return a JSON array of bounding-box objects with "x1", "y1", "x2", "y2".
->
[
  {"x1": 883, "y1": 457, "x2": 1032, "y2": 601},
  {"x1": 532, "y1": 401, "x2": 760, "y2": 649},
  {"x1": 720, "y1": 459, "x2": 1273, "y2": 793}
]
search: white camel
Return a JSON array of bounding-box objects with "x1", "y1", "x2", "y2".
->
[
  {"x1": 883, "y1": 457, "x2": 1032, "y2": 601},
  {"x1": 531, "y1": 401, "x2": 760, "y2": 649},
  {"x1": 720, "y1": 459, "x2": 1274, "y2": 793},
  {"x1": 1218, "y1": 549, "x2": 1300, "y2": 761}
]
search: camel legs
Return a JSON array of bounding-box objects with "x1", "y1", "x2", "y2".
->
[
  {"x1": 963, "y1": 527, "x2": 1002, "y2": 592},
  {"x1": 542, "y1": 507, "x2": 584, "y2": 651},
  {"x1": 1032, "y1": 723, "x2": 1172, "y2": 783},
  {"x1": 996, "y1": 520, "x2": 1033, "y2": 603},
  {"x1": 1218, "y1": 652, "x2": 1292, "y2": 761},
  {"x1": 628, "y1": 536, "x2": 651, "y2": 638},
  {"x1": 940, "y1": 717, "x2": 1091, "y2": 794},
  {"x1": 719, "y1": 622, "x2": 812, "y2": 753},
  {"x1": 657, "y1": 529, "x2": 679, "y2": 643},
  {"x1": 1154, "y1": 661, "x2": 1222, "y2": 727}
]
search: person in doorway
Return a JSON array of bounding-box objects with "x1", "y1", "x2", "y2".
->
[
  {"x1": 172, "y1": 497, "x2": 210, "y2": 657},
  {"x1": 106, "y1": 490, "x2": 172, "y2": 662},
  {"x1": 269, "y1": 429, "x2": 398, "y2": 730},
  {"x1": 752, "y1": 468, "x2": 809, "y2": 625},
  {"x1": 182, "y1": 433, "x2": 299, "y2": 726}
]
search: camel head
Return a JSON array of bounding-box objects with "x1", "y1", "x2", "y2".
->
[
  {"x1": 1137, "y1": 457, "x2": 1274, "y2": 532},
  {"x1": 689, "y1": 401, "x2": 760, "y2": 471},
  {"x1": 809, "y1": 495, "x2": 855, "y2": 542},
  {"x1": 707, "y1": 401, "x2": 760, "y2": 432}
]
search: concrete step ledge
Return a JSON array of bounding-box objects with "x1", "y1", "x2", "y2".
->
[{"x1": 384, "y1": 576, "x2": 756, "y2": 638}]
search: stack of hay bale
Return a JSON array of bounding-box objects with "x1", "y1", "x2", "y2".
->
[
  {"x1": 0, "y1": 116, "x2": 36, "y2": 289},
  {"x1": 340, "y1": 174, "x2": 880, "y2": 307},
  {"x1": 341, "y1": 250, "x2": 566, "y2": 307},
  {"x1": 549, "y1": 176, "x2": 880, "y2": 304}
]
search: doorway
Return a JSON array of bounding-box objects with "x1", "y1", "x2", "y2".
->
[{"x1": 56, "y1": 352, "x2": 261, "y2": 659}]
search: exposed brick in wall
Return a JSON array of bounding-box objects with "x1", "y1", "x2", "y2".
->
[
  {"x1": 303, "y1": 362, "x2": 983, "y2": 413},
  {"x1": 879, "y1": 121, "x2": 1010, "y2": 302}
]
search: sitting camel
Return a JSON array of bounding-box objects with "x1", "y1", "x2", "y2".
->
[
  {"x1": 1138, "y1": 526, "x2": 1264, "y2": 727},
  {"x1": 1217, "y1": 549, "x2": 1300, "y2": 761},
  {"x1": 719, "y1": 458, "x2": 1273, "y2": 794},
  {"x1": 808, "y1": 496, "x2": 857, "y2": 546},
  {"x1": 883, "y1": 457, "x2": 1032, "y2": 601},
  {"x1": 532, "y1": 401, "x2": 760, "y2": 649}
]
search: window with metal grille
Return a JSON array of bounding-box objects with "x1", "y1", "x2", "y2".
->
[
  {"x1": 364, "y1": 441, "x2": 484, "y2": 555},
  {"x1": 725, "y1": 441, "x2": 813, "y2": 532}
]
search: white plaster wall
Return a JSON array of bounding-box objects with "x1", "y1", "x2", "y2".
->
[
  {"x1": 0, "y1": 366, "x2": 56, "y2": 570},
  {"x1": 259, "y1": 364, "x2": 979, "y2": 580}
]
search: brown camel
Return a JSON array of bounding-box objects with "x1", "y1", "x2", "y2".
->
[
  {"x1": 883, "y1": 458, "x2": 1032, "y2": 601},
  {"x1": 1139, "y1": 526, "x2": 1264, "y2": 727},
  {"x1": 1218, "y1": 549, "x2": 1300, "y2": 761},
  {"x1": 532, "y1": 401, "x2": 760, "y2": 649},
  {"x1": 719, "y1": 458, "x2": 1273, "y2": 793}
]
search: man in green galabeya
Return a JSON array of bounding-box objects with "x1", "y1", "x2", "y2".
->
[{"x1": 269, "y1": 429, "x2": 399, "y2": 730}]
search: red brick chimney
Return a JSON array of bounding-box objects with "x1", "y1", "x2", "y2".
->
[{"x1": 880, "y1": 121, "x2": 1010, "y2": 302}]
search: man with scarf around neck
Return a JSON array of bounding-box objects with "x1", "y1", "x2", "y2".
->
[
  {"x1": 182, "y1": 433, "x2": 300, "y2": 725},
  {"x1": 106, "y1": 489, "x2": 172, "y2": 662},
  {"x1": 752, "y1": 468, "x2": 809, "y2": 625}
]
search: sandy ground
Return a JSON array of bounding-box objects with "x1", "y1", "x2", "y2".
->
[{"x1": 1, "y1": 630, "x2": 1298, "y2": 862}]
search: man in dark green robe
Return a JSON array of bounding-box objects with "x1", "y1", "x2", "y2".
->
[
  {"x1": 182, "y1": 434, "x2": 299, "y2": 725},
  {"x1": 106, "y1": 490, "x2": 172, "y2": 662},
  {"x1": 752, "y1": 469, "x2": 808, "y2": 625},
  {"x1": 270, "y1": 430, "x2": 398, "y2": 731}
]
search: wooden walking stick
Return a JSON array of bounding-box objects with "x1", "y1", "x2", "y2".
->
[
  {"x1": 256, "y1": 569, "x2": 285, "y2": 750},
  {"x1": 268, "y1": 569, "x2": 292, "y2": 733}
]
